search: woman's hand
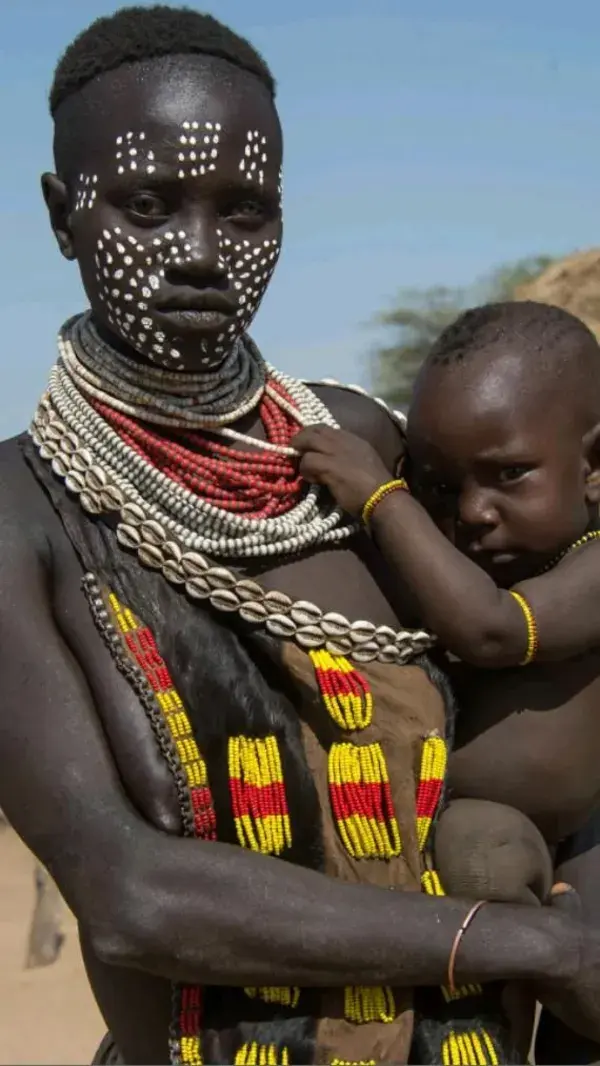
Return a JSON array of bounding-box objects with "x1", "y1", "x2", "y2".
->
[
  {"x1": 293, "y1": 425, "x2": 393, "y2": 517},
  {"x1": 536, "y1": 884, "x2": 600, "y2": 1044}
]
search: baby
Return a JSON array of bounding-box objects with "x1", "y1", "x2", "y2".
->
[{"x1": 294, "y1": 299, "x2": 600, "y2": 915}]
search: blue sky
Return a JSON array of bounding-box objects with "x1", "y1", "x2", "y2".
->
[{"x1": 1, "y1": 0, "x2": 599, "y2": 437}]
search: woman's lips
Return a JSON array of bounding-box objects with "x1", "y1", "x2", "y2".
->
[{"x1": 154, "y1": 308, "x2": 233, "y2": 332}]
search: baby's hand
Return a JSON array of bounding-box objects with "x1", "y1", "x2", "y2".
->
[{"x1": 293, "y1": 425, "x2": 392, "y2": 517}]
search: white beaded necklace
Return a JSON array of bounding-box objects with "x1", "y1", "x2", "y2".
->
[
  {"x1": 30, "y1": 315, "x2": 435, "y2": 665},
  {"x1": 35, "y1": 315, "x2": 358, "y2": 559}
]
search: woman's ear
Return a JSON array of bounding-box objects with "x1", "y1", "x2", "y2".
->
[{"x1": 41, "y1": 172, "x2": 76, "y2": 261}]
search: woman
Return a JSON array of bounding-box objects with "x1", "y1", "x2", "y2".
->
[{"x1": 0, "y1": 6, "x2": 597, "y2": 1064}]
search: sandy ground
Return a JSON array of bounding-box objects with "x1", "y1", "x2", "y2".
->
[{"x1": 0, "y1": 825, "x2": 104, "y2": 1065}]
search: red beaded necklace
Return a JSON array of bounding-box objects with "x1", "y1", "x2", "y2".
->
[{"x1": 91, "y1": 377, "x2": 304, "y2": 519}]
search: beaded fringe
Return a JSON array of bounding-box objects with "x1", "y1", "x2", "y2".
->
[
  {"x1": 310, "y1": 652, "x2": 511, "y2": 1064},
  {"x1": 234, "y1": 1043, "x2": 290, "y2": 1065},
  {"x1": 328, "y1": 742, "x2": 402, "y2": 860},
  {"x1": 417, "y1": 738, "x2": 509, "y2": 1063},
  {"x1": 441, "y1": 1028, "x2": 500, "y2": 1065},
  {"x1": 331, "y1": 1061, "x2": 376, "y2": 1066},
  {"x1": 108, "y1": 592, "x2": 217, "y2": 840},
  {"x1": 227, "y1": 734, "x2": 299, "y2": 1011},
  {"x1": 102, "y1": 591, "x2": 210, "y2": 1065},
  {"x1": 90, "y1": 587, "x2": 511, "y2": 1065},
  {"x1": 229, "y1": 735, "x2": 292, "y2": 854}
]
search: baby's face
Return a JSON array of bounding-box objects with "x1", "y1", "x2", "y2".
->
[{"x1": 407, "y1": 354, "x2": 591, "y2": 587}]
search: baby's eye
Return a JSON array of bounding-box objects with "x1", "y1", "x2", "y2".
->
[
  {"x1": 423, "y1": 480, "x2": 455, "y2": 498},
  {"x1": 414, "y1": 479, "x2": 456, "y2": 508},
  {"x1": 497, "y1": 465, "x2": 531, "y2": 484}
]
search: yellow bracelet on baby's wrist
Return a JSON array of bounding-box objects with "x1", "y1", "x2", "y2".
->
[
  {"x1": 509, "y1": 590, "x2": 539, "y2": 665},
  {"x1": 361, "y1": 478, "x2": 409, "y2": 526}
]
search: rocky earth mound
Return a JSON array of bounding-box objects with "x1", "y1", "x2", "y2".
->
[{"x1": 515, "y1": 248, "x2": 600, "y2": 339}]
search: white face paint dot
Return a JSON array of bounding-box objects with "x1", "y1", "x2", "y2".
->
[{"x1": 175, "y1": 119, "x2": 221, "y2": 179}]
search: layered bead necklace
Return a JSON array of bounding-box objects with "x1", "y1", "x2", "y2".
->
[{"x1": 34, "y1": 313, "x2": 358, "y2": 559}]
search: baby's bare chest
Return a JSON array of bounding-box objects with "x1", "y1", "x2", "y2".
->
[{"x1": 447, "y1": 654, "x2": 600, "y2": 844}]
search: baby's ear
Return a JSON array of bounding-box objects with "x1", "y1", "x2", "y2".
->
[{"x1": 582, "y1": 422, "x2": 600, "y2": 503}]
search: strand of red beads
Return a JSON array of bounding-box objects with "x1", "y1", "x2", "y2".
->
[{"x1": 91, "y1": 378, "x2": 304, "y2": 519}]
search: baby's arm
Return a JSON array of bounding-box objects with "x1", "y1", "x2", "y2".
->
[
  {"x1": 293, "y1": 423, "x2": 600, "y2": 668},
  {"x1": 368, "y1": 489, "x2": 600, "y2": 667}
]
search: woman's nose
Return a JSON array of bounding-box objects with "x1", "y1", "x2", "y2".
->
[{"x1": 163, "y1": 221, "x2": 227, "y2": 282}]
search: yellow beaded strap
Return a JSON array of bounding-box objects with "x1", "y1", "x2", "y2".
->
[
  {"x1": 509, "y1": 590, "x2": 539, "y2": 666},
  {"x1": 361, "y1": 478, "x2": 409, "y2": 526}
]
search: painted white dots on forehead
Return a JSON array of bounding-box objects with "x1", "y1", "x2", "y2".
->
[
  {"x1": 74, "y1": 173, "x2": 98, "y2": 211},
  {"x1": 178, "y1": 120, "x2": 221, "y2": 179},
  {"x1": 239, "y1": 130, "x2": 268, "y2": 186},
  {"x1": 115, "y1": 131, "x2": 156, "y2": 175}
]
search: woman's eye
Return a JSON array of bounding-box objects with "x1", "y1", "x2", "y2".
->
[
  {"x1": 224, "y1": 199, "x2": 270, "y2": 226},
  {"x1": 126, "y1": 193, "x2": 168, "y2": 218}
]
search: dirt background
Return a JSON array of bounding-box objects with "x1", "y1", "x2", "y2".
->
[{"x1": 0, "y1": 825, "x2": 103, "y2": 1065}]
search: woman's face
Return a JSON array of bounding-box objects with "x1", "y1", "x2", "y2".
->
[{"x1": 45, "y1": 56, "x2": 283, "y2": 371}]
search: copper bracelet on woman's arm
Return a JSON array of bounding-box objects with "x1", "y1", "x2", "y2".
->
[{"x1": 447, "y1": 900, "x2": 488, "y2": 996}]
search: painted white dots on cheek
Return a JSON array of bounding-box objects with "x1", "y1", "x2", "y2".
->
[
  {"x1": 115, "y1": 131, "x2": 157, "y2": 175},
  {"x1": 215, "y1": 228, "x2": 281, "y2": 341},
  {"x1": 74, "y1": 174, "x2": 98, "y2": 211},
  {"x1": 93, "y1": 227, "x2": 198, "y2": 366},
  {"x1": 177, "y1": 120, "x2": 221, "y2": 179},
  {"x1": 239, "y1": 130, "x2": 268, "y2": 186}
]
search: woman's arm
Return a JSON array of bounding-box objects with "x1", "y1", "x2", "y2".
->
[
  {"x1": 535, "y1": 813, "x2": 600, "y2": 1049},
  {"x1": 0, "y1": 521, "x2": 574, "y2": 992}
]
